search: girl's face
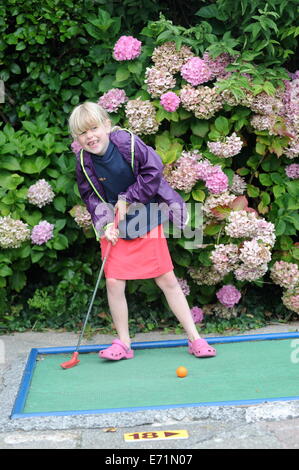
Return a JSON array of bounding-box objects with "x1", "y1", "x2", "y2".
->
[{"x1": 76, "y1": 120, "x2": 111, "y2": 155}]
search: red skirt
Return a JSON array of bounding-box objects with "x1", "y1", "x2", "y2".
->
[{"x1": 100, "y1": 224, "x2": 174, "y2": 279}]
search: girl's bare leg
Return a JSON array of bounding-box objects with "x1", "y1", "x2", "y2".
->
[
  {"x1": 154, "y1": 271, "x2": 200, "y2": 342},
  {"x1": 106, "y1": 278, "x2": 131, "y2": 348}
]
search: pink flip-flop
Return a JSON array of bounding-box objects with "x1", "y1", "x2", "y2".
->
[
  {"x1": 188, "y1": 338, "x2": 216, "y2": 358},
  {"x1": 99, "y1": 339, "x2": 134, "y2": 361}
]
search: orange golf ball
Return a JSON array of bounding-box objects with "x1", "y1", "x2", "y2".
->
[{"x1": 176, "y1": 366, "x2": 188, "y2": 378}]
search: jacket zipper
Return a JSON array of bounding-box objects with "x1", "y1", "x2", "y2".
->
[{"x1": 79, "y1": 130, "x2": 135, "y2": 239}]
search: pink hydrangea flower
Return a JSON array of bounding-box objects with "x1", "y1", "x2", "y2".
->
[
  {"x1": 191, "y1": 306, "x2": 204, "y2": 323},
  {"x1": 207, "y1": 133, "x2": 243, "y2": 158},
  {"x1": 282, "y1": 286, "x2": 299, "y2": 313},
  {"x1": 27, "y1": 179, "x2": 55, "y2": 208},
  {"x1": 181, "y1": 57, "x2": 212, "y2": 86},
  {"x1": 177, "y1": 277, "x2": 190, "y2": 296},
  {"x1": 31, "y1": 221, "x2": 54, "y2": 245},
  {"x1": 98, "y1": 88, "x2": 128, "y2": 113},
  {"x1": 71, "y1": 141, "x2": 82, "y2": 154},
  {"x1": 163, "y1": 150, "x2": 202, "y2": 192},
  {"x1": 145, "y1": 67, "x2": 176, "y2": 97},
  {"x1": 285, "y1": 163, "x2": 299, "y2": 179},
  {"x1": 282, "y1": 287, "x2": 299, "y2": 314},
  {"x1": 70, "y1": 205, "x2": 92, "y2": 229},
  {"x1": 160, "y1": 91, "x2": 181, "y2": 112},
  {"x1": 113, "y1": 36, "x2": 142, "y2": 61},
  {"x1": 203, "y1": 52, "x2": 233, "y2": 79},
  {"x1": 234, "y1": 263, "x2": 268, "y2": 282},
  {"x1": 205, "y1": 167, "x2": 229, "y2": 194},
  {"x1": 270, "y1": 261, "x2": 299, "y2": 289},
  {"x1": 216, "y1": 285, "x2": 241, "y2": 308}
]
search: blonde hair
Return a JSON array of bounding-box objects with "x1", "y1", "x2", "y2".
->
[{"x1": 68, "y1": 102, "x2": 111, "y2": 138}]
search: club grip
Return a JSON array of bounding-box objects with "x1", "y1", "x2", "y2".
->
[
  {"x1": 113, "y1": 208, "x2": 120, "y2": 230},
  {"x1": 102, "y1": 209, "x2": 119, "y2": 259}
]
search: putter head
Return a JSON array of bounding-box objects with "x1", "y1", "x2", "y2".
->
[{"x1": 60, "y1": 352, "x2": 80, "y2": 369}]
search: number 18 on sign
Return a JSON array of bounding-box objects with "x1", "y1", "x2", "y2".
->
[{"x1": 124, "y1": 430, "x2": 189, "y2": 442}]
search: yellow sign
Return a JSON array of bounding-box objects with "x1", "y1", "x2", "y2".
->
[{"x1": 124, "y1": 429, "x2": 189, "y2": 442}]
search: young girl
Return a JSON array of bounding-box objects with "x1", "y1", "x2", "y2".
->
[{"x1": 69, "y1": 101, "x2": 216, "y2": 361}]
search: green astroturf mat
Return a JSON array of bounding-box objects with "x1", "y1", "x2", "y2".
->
[{"x1": 22, "y1": 339, "x2": 299, "y2": 414}]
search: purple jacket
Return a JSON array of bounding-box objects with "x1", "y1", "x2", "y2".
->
[{"x1": 76, "y1": 129, "x2": 187, "y2": 237}]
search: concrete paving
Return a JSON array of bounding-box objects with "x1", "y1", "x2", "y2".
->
[{"x1": 1, "y1": 322, "x2": 299, "y2": 450}]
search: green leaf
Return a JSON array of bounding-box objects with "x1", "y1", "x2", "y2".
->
[
  {"x1": 275, "y1": 219, "x2": 286, "y2": 236},
  {"x1": 115, "y1": 66, "x2": 130, "y2": 82},
  {"x1": 10, "y1": 63, "x2": 21, "y2": 74},
  {"x1": 10, "y1": 270, "x2": 26, "y2": 292},
  {"x1": 54, "y1": 196, "x2": 66, "y2": 213},
  {"x1": 17, "y1": 243, "x2": 31, "y2": 259},
  {"x1": 223, "y1": 168, "x2": 234, "y2": 185},
  {"x1": 172, "y1": 250, "x2": 192, "y2": 267},
  {"x1": 69, "y1": 77, "x2": 82, "y2": 86},
  {"x1": 23, "y1": 211, "x2": 42, "y2": 227},
  {"x1": 191, "y1": 120, "x2": 209, "y2": 137},
  {"x1": 270, "y1": 172, "x2": 285, "y2": 185},
  {"x1": 259, "y1": 173, "x2": 272, "y2": 186},
  {"x1": 291, "y1": 247, "x2": 299, "y2": 261},
  {"x1": 0, "y1": 265, "x2": 13, "y2": 277},
  {"x1": 21, "y1": 157, "x2": 50, "y2": 174},
  {"x1": 162, "y1": 142, "x2": 183, "y2": 164},
  {"x1": 31, "y1": 248, "x2": 45, "y2": 263},
  {"x1": 155, "y1": 132, "x2": 171, "y2": 153},
  {"x1": 84, "y1": 23, "x2": 105, "y2": 40},
  {"x1": 198, "y1": 249, "x2": 213, "y2": 266},
  {"x1": 247, "y1": 184, "x2": 260, "y2": 197},
  {"x1": 127, "y1": 62, "x2": 143, "y2": 75},
  {"x1": 170, "y1": 120, "x2": 189, "y2": 137},
  {"x1": 55, "y1": 219, "x2": 67, "y2": 232},
  {"x1": 98, "y1": 75, "x2": 114, "y2": 93},
  {"x1": 279, "y1": 235, "x2": 293, "y2": 250},
  {"x1": 260, "y1": 191, "x2": 271, "y2": 205},
  {"x1": 285, "y1": 213, "x2": 299, "y2": 230},
  {"x1": 22, "y1": 121, "x2": 37, "y2": 133},
  {"x1": 287, "y1": 197, "x2": 299, "y2": 211},
  {"x1": 204, "y1": 223, "x2": 222, "y2": 235},
  {"x1": 196, "y1": 4, "x2": 227, "y2": 20},
  {"x1": 214, "y1": 116, "x2": 230, "y2": 135},
  {"x1": 156, "y1": 108, "x2": 173, "y2": 123},
  {"x1": 273, "y1": 185, "x2": 285, "y2": 199},
  {"x1": 0, "y1": 172, "x2": 24, "y2": 190},
  {"x1": 247, "y1": 155, "x2": 260, "y2": 170},
  {"x1": 237, "y1": 167, "x2": 250, "y2": 176},
  {"x1": 192, "y1": 189, "x2": 206, "y2": 202},
  {"x1": 286, "y1": 180, "x2": 299, "y2": 197},
  {"x1": 256, "y1": 142, "x2": 266, "y2": 155},
  {"x1": 53, "y1": 234, "x2": 69, "y2": 250},
  {"x1": 0, "y1": 156, "x2": 21, "y2": 171},
  {"x1": 261, "y1": 155, "x2": 280, "y2": 171}
]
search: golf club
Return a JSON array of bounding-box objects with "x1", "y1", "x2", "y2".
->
[{"x1": 60, "y1": 210, "x2": 119, "y2": 369}]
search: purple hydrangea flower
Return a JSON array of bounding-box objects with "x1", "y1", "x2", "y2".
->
[
  {"x1": 31, "y1": 221, "x2": 54, "y2": 245},
  {"x1": 98, "y1": 88, "x2": 128, "y2": 113},
  {"x1": 285, "y1": 163, "x2": 299, "y2": 179},
  {"x1": 216, "y1": 285, "x2": 241, "y2": 308},
  {"x1": 160, "y1": 91, "x2": 181, "y2": 112},
  {"x1": 113, "y1": 36, "x2": 142, "y2": 61},
  {"x1": 181, "y1": 57, "x2": 212, "y2": 86},
  {"x1": 191, "y1": 306, "x2": 204, "y2": 323}
]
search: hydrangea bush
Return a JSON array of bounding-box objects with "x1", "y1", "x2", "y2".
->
[
  {"x1": 1, "y1": 9, "x2": 299, "y2": 330},
  {"x1": 80, "y1": 35, "x2": 298, "y2": 321}
]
